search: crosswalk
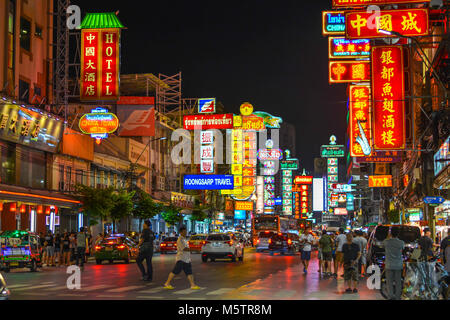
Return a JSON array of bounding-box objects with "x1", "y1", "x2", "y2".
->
[{"x1": 7, "y1": 281, "x2": 238, "y2": 299}]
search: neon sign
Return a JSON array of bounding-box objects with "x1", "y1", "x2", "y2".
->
[
  {"x1": 322, "y1": 11, "x2": 345, "y2": 35},
  {"x1": 258, "y1": 149, "x2": 283, "y2": 161},
  {"x1": 372, "y1": 46, "x2": 406, "y2": 150},
  {"x1": 349, "y1": 85, "x2": 372, "y2": 157},
  {"x1": 79, "y1": 107, "x2": 119, "y2": 142},
  {"x1": 329, "y1": 37, "x2": 370, "y2": 59},
  {"x1": 329, "y1": 61, "x2": 370, "y2": 83},
  {"x1": 368, "y1": 175, "x2": 393, "y2": 187},
  {"x1": 333, "y1": 0, "x2": 430, "y2": 8},
  {"x1": 346, "y1": 9, "x2": 429, "y2": 39},
  {"x1": 252, "y1": 112, "x2": 283, "y2": 129},
  {"x1": 183, "y1": 114, "x2": 233, "y2": 130}
]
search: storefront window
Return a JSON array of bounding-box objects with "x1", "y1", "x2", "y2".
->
[
  {"x1": 18, "y1": 146, "x2": 46, "y2": 189},
  {"x1": 0, "y1": 141, "x2": 16, "y2": 185}
]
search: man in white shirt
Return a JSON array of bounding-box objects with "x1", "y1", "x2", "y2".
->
[
  {"x1": 335, "y1": 228, "x2": 348, "y2": 277},
  {"x1": 300, "y1": 227, "x2": 315, "y2": 274},
  {"x1": 164, "y1": 226, "x2": 200, "y2": 290}
]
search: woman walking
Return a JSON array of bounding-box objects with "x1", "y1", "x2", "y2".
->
[{"x1": 62, "y1": 233, "x2": 71, "y2": 266}]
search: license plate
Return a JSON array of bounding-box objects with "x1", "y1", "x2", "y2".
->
[
  {"x1": 276, "y1": 242, "x2": 281, "y2": 245},
  {"x1": 106, "y1": 247, "x2": 113, "y2": 251},
  {"x1": 10, "y1": 262, "x2": 19, "y2": 266},
  {"x1": 167, "y1": 244, "x2": 172, "y2": 247},
  {"x1": 213, "y1": 242, "x2": 222, "y2": 247}
]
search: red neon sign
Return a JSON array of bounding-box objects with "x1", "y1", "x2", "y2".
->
[
  {"x1": 329, "y1": 61, "x2": 370, "y2": 83},
  {"x1": 349, "y1": 85, "x2": 372, "y2": 157},
  {"x1": 81, "y1": 29, "x2": 120, "y2": 101},
  {"x1": 329, "y1": 37, "x2": 371, "y2": 59},
  {"x1": 372, "y1": 46, "x2": 406, "y2": 150},
  {"x1": 369, "y1": 175, "x2": 393, "y2": 187},
  {"x1": 346, "y1": 9, "x2": 429, "y2": 39},
  {"x1": 294, "y1": 176, "x2": 313, "y2": 185},
  {"x1": 183, "y1": 114, "x2": 234, "y2": 130},
  {"x1": 333, "y1": 0, "x2": 430, "y2": 7}
]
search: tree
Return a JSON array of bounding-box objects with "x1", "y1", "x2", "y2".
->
[
  {"x1": 110, "y1": 189, "x2": 135, "y2": 233},
  {"x1": 74, "y1": 185, "x2": 115, "y2": 228},
  {"x1": 133, "y1": 189, "x2": 162, "y2": 230},
  {"x1": 387, "y1": 209, "x2": 401, "y2": 224},
  {"x1": 190, "y1": 199, "x2": 208, "y2": 222},
  {"x1": 161, "y1": 204, "x2": 183, "y2": 227}
]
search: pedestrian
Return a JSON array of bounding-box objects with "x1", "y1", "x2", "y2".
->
[
  {"x1": 331, "y1": 233, "x2": 338, "y2": 277},
  {"x1": 383, "y1": 227, "x2": 405, "y2": 300},
  {"x1": 316, "y1": 231, "x2": 323, "y2": 274},
  {"x1": 76, "y1": 227, "x2": 87, "y2": 270},
  {"x1": 342, "y1": 233, "x2": 361, "y2": 293},
  {"x1": 136, "y1": 220, "x2": 155, "y2": 281},
  {"x1": 163, "y1": 226, "x2": 200, "y2": 290},
  {"x1": 335, "y1": 228, "x2": 347, "y2": 278},
  {"x1": 352, "y1": 230, "x2": 368, "y2": 278},
  {"x1": 44, "y1": 231, "x2": 55, "y2": 267},
  {"x1": 69, "y1": 232, "x2": 76, "y2": 264},
  {"x1": 319, "y1": 230, "x2": 333, "y2": 276},
  {"x1": 54, "y1": 233, "x2": 61, "y2": 267},
  {"x1": 418, "y1": 228, "x2": 434, "y2": 261},
  {"x1": 299, "y1": 227, "x2": 314, "y2": 274},
  {"x1": 440, "y1": 228, "x2": 450, "y2": 272},
  {"x1": 62, "y1": 233, "x2": 71, "y2": 266}
]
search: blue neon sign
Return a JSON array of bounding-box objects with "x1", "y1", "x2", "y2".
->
[
  {"x1": 323, "y1": 11, "x2": 345, "y2": 35},
  {"x1": 183, "y1": 175, "x2": 234, "y2": 190}
]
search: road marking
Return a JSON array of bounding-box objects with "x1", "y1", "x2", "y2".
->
[
  {"x1": 136, "y1": 296, "x2": 164, "y2": 299},
  {"x1": 106, "y1": 286, "x2": 143, "y2": 293},
  {"x1": 96, "y1": 294, "x2": 126, "y2": 298},
  {"x1": 46, "y1": 286, "x2": 71, "y2": 291},
  {"x1": 57, "y1": 293, "x2": 86, "y2": 297},
  {"x1": 174, "y1": 287, "x2": 206, "y2": 295},
  {"x1": 273, "y1": 290, "x2": 297, "y2": 299},
  {"x1": 138, "y1": 287, "x2": 165, "y2": 294},
  {"x1": 81, "y1": 284, "x2": 115, "y2": 292},
  {"x1": 206, "y1": 288, "x2": 235, "y2": 295},
  {"x1": 41, "y1": 281, "x2": 54, "y2": 284},
  {"x1": 21, "y1": 292, "x2": 49, "y2": 296},
  {"x1": 7, "y1": 284, "x2": 30, "y2": 289},
  {"x1": 179, "y1": 297, "x2": 206, "y2": 300},
  {"x1": 13, "y1": 284, "x2": 56, "y2": 291}
]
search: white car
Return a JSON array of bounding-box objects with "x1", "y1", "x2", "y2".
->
[{"x1": 201, "y1": 233, "x2": 244, "y2": 262}]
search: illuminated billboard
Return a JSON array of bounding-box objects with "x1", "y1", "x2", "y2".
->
[
  {"x1": 183, "y1": 114, "x2": 233, "y2": 130},
  {"x1": 333, "y1": 0, "x2": 430, "y2": 7},
  {"x1": 313, "y1": 178, "x2": 325, "y2": 212},
  {"x1": 369, "y1": 175, "x2": 393, "y2": 187},
  {"x1": 329, "y1": 61, "x2": 371, "y2": 83},
  {"x1": 346, "y1": 9, "x2": 429, "y2": 39},
  {"x1": 198, "y1": 98, "x2": 216, "y2": 114},
  {"x1": 322, "y1": 11, "x2": 345, "y2": 35},
  {"x1": 372, "y1": 46, "x2": 406, "y2": 150},
  {"x1": 80, "y1": 28, "x2": 120, "y2": 101},
  {"x1": 329, "y1": 38, "x2": 370, "y2": 59}
]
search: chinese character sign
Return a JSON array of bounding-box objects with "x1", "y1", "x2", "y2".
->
[
  {"x1": 349, "y1": 85, "x2": 372, "y2": 157},
  {"x1": 329, "y1": 38, "x2": 370, "y2": 59},
  {"x1": 81, "y1": 29, "x2": 120, "y2": 101},
  {"x1": 346, "y1": 9, "x2": 429, "y2": 39},
  {"x1": 333, "y1": 0, "x2": 430, "y2": 7},
  {"x1": 372, "y1": 46, "x2": 405, "y2": 150},
  {"x1": 329, "y1": 61, "x2": 370, "y2": 83}
]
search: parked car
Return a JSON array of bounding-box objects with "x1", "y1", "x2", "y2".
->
[
  {"x1": 188, "y1": 234, "x2": 207, "y2": 253},
  {"x1": 0, "y1": 230, "x2": 42, "y2": 272},
  {"x1": 255, "y1": 231, "x2": 275, "y2": 252},
  {"x1": 268, "y1": 233, "x2": 300, "y2": 255},
  {"x1": 367, "y1": 225, "x2": 421, "y2": 268},
  {"x1": 201, "y1": 233, "x2": 244, "y2": 262},
  {"x1": 94, "y1": 234, "x2": 139, "y2": 264},
  {"x1": 160, "y1": 237, "x2": 178, "y2": 254},
  {"x1": 0, "y1": 272, "x2": 9, "y2": 300}
]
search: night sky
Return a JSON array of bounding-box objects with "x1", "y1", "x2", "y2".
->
[{"x1": 73, "y1": 0, "x2": 348, "y2": 171}]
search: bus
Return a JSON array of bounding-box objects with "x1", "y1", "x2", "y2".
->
[{"x1": 252, "y1": 215, "x2": 291, "y2": 246}]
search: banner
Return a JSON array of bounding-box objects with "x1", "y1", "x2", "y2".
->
[
  {"x1": 81, "y1": 29, "x2": 120, "y2": 101},
  {"x1": 117, "y1": 97, "x2": 155, "y2": 137},
  {"x1": 183, "y1": 114, "x2": 233, "y2": 130},
  {"x1": 346, "y1": 9, "x2": 429, "y2": 39},
  {"x1": 372, "y1": 46, "x2": 406, "y2": 150}
]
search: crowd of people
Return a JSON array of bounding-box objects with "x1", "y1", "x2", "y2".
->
[{"x1": 39, "y1": 227, "x2": 91, "y2": 269}]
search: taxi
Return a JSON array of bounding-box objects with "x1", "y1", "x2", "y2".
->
[
  {"x1": 0, "y1": 230, "x2": 42, "y2": 272},
  {"x1": 159, "y1": 236, "x2": 178, "y2": 254},
  {"x1": 94, "y1": 234, "x2": 139, "y2": 264},
  {"x1": 188, "y1": 234, "x2": 207, "y2": 253}
]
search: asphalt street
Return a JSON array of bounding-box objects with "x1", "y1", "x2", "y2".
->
[{"x1": 3, "y1": 249, "x2": 381, "y2": 300}]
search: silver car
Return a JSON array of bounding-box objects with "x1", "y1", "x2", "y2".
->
[
  {"x1": 201, "y1": 234, "x2": 244, "y2": 262},
  {"x1": 255, "y1": 231, "x2": 275, "y2": 252}
]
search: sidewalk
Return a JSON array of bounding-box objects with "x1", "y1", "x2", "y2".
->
[{"x1": 221, "y1": 253, "x2": 383, "y2": 300}]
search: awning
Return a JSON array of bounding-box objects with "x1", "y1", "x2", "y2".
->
[{"x1": 0, "y1": 184, "x2": 81, "y2": 209}]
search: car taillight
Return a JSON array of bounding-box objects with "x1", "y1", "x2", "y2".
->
[
  {"x1": 95, "y1": 246, "x2": 102, "y2": 250},
  {"x1": 268, "y1": 239, "x2": 272, "y2": 244},
  {"x1": 257, "y1": 239, "x2": 260, "y2": 244},
  {"x1": 160, "y1": 243, "x2": 166, "y2": 247},
  {"x1": 226, "y1": 240, "x2": 233, "y2": 246},
  {"x1": 204, "y1": 241, "x2": 210, "y2": 244},
  {"x1": 117, "y1": 245, "x2": 125, "y2": 249},
  {"x1": 288, "y1": 239, "x2": 292, "y2": 245}
]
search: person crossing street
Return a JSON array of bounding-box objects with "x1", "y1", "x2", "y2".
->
[
  {"x1": 76, "y1": 227, "x2": 87, "y2": 270},
  {"x1": 136, "y1": 220, "x2": 155, "y2": 281}
]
